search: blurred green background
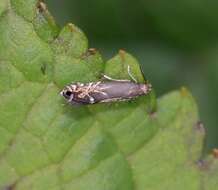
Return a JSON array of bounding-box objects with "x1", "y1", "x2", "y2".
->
[{"x1": 45, "y1": 0, "x2": 218, "y2": 151}]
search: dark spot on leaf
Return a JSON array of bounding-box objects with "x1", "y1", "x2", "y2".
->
[
  {"x1": 197, "y1": 159, "x2": 211, "y2": 170},
  {"x1": 149, "y1": 111, "x2": 157, "y2": 119},
  {"x1": 119, "y1": 49, "x2": 126, "y2": 61},
  {"x1": 212, "y1": 148, "x2": 218, "y2": 159},
  {"x1": 55, "y1": 37, "x2": 64, "y2": 44},
  {"x1": 88, "y1": 48, "x2": 97, "y2": 55},
  {"x1": 68, "y1": 23, "x2": 75, "y2": 32},
  {"x1": 40, "y1": 63, "x2": 47, "y2": 75},
  {"x1": 194, "y1": 121, "x2": 205, "y2": 134},
  {"x1": 37, "y1": 1, "x2": 47, "y2": 13},
  {"x1": 3, "y1": 182, "x2": 16, "y2": 190},
  {"x1": 81, "y1": 48, "x2": 97, "y2": 59}
]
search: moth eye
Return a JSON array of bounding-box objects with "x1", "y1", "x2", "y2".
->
[{"x1": 65, "y1": 91, "x2": 72, "y2": 96}]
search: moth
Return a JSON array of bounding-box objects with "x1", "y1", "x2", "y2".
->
[{"x1": 60, "y1": 66, "x2": 152, "y2": 105}]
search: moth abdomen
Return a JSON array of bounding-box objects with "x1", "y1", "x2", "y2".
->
[{"x1": 93, "y1": 81, "x2": 150, "y2": 101}]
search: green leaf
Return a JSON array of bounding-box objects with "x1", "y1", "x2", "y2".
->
[{"x1": 0, "y1": 1, "x2": 217, "y2": 190}]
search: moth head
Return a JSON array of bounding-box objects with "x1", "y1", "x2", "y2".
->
[{"x1": 60, "y1": 86, "x2": 74, "y2": 100}]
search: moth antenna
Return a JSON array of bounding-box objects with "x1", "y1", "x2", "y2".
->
[
  {"x1": 101, "y1": 74, "x2": 115, "y2": 81},
  {"x1": 139, "y1": 64, "x2": 147, "y2": 81},
  {"x1": 127, "y1": 65, "x2": 137, "y2": 83},
  {"x1": 101, "y1": 73, "x2": 130, "y2": 82},
  {"x1": 68, "y1": 95, "x2": 74, "y2": 102}
]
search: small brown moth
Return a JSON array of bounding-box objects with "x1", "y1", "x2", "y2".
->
[{"x1": 60, "y1": 66, "x2": 152, "y2": 105}]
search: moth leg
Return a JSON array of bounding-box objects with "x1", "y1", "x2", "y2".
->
[
  {"x1": 78, "y1": 83, "x2": 93, "y2": 98},
  {"x1": 139, "y1": 64, "x2": 147, "y2": 81},
  {"x1": 93, "y1": 88, "x2": 108, "y2": 96},
  {"x1": 68, "y1": 94, "x2": 74, "y2": 102},
  {"x1": 86, "y1": 94, "x2": 95, "y2": 104},
  {"x1": 91, "y1": 81, "x2": 101, "y2": 89},
  {"x1": 127, "y1": 65, "x2": 137, "y2": 83},
  {"x1": 101, "y1": 65, "x2": 138, "y2": 83},
  {"x1": 69, "y1": 101, "x2": 83, "y2": 106},
  {"x1": 101, "y1": 74, "x2": 131, "y2": 82}
]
